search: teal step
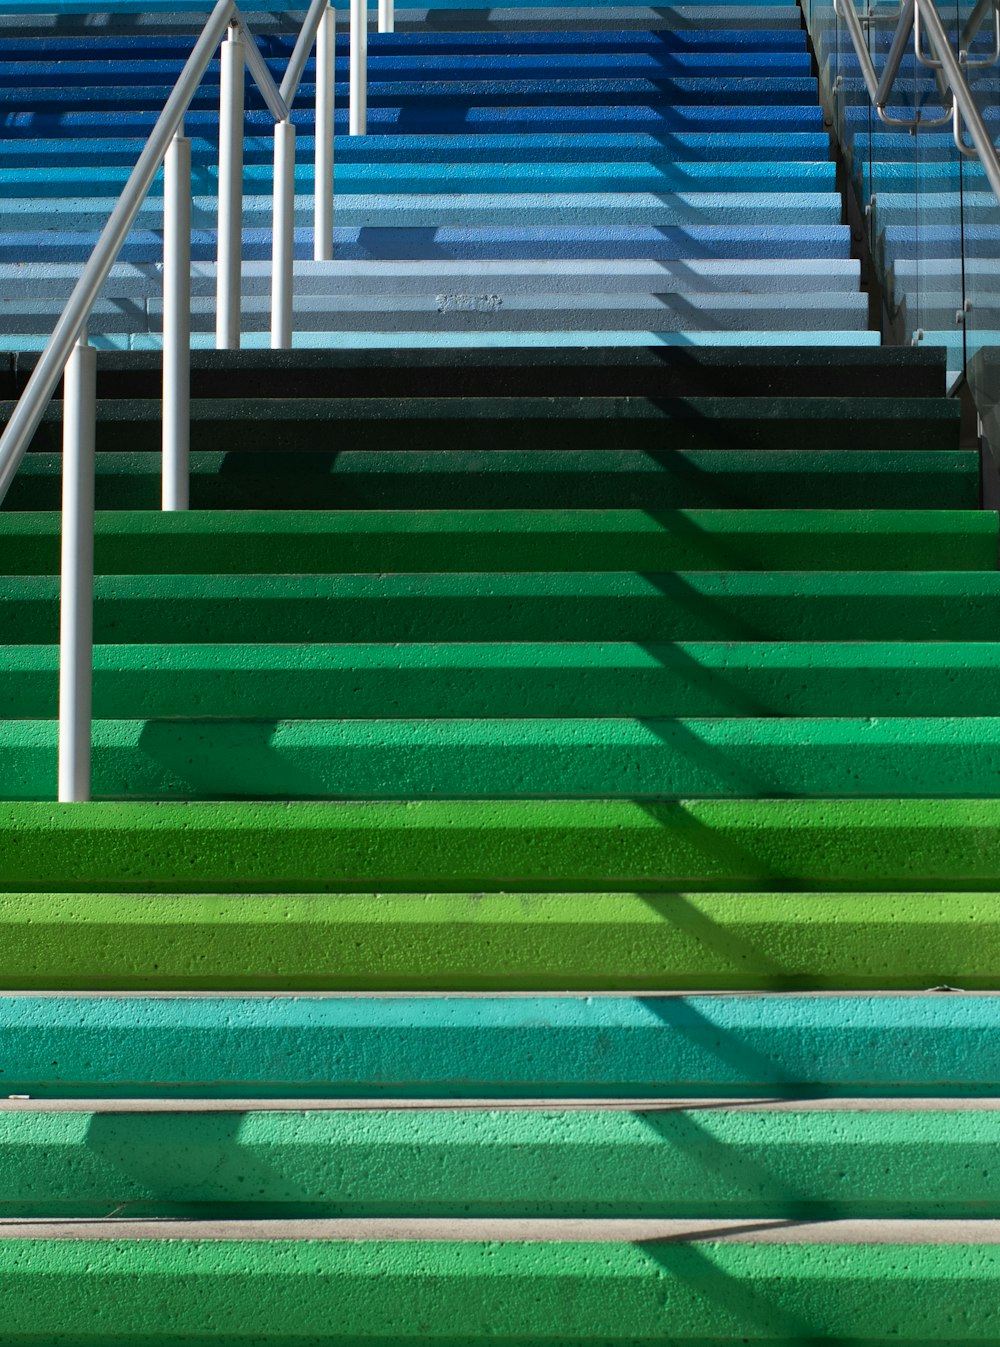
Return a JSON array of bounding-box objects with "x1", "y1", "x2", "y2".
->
[
  {"x1": 1, "y1": 510, "x2": 991, "y2": 573},
  {"x1": 0, "y1": 1104, "x2": 996, "y2": 1218},
  {"x1": 8, "y1": 573, "x2": 1000, "y2": 643},
  {"x1": 5, "y1": 642, "x2": 1000, "y2": 718},
  {"x1": 4, "y1": 450, "x2": 977, "y2": 511},
  {"x1": 5, "y1": 716, "x2": 1000, "y2": 799}
]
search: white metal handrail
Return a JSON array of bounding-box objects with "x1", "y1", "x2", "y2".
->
[
  {"x1": 0, "y1": 0, "x2": 367, "y2": 802},
  {"x1": 835, "y1": 0, "x2": 1000, "y2": 194}
]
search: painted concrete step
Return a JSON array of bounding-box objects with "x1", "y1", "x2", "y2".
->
[
  {"x1": 0, "y1": 225, "x2": 859, "y2": 267},
  {"x1": 0, "y1": 1220, "x2": 997, "y2": 1344},
  {"x1": 13, "y1": 715, "x2": 1000, "y2": 801},
  {"x1": 4, "y1": 798, "x2": 1000, "y2": 894},
  {"x1": 0, "y1": 991, "x2": 998, "y2": 1097},
  {"x1": 7, "y1": 397, "x2": 960, "y2": 455},
  {"x1": 1, "y1": 293, "x2": 871, "y2": 338},
  {"x1": 0, "y1": 191, "x2": 848, "y2": 231},
  {"x1": 6, "y1": 345, "x2": 950, "y2": 401},
  {"x1": 1, "y1": 260, "x2": 864, "y2": 302},
  {"x1": 0, "y1": 160, "x2": 839, "y2": 195},
  {"x1": 6, "y1": 643, "x2": 1000, "y2": 719},
  {"x1": 2, "y1": 889, "x2": 1000, "y2": 989},
  {"x1": 12, "y1": 572, "x2": 1000, "y2": 643},
  {"x1": 5, "y1": 510, "x2": 988, "y2": 573},
  {"x1": 7, "y1": 449, "x2": 974, "y2": 510},
  {"x1": 0, "y1": 130, "x2": 839, "y2": 164},
  {"x1": 1, "y1": 1104, "x2": 999, "y2": 1215}
]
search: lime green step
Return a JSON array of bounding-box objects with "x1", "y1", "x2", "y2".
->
[
  {"x1": 0, "y1": 890, "x2": 998, "y2": 989},
  {"x1": 3, "y1": 509, "x2": 992, "y2": 573},
  {"x1": 7, "y1": 573, "x2": 1000, "y2": 642},
  {"x1": 6, "y1": 642, "x2": 1000, "y2": 718},
  {"x1": 5, "y1": 449, "x2": 981, "y2": 511},
  {"x1": 3, "y1": 800, "x2": 1000, "y2": 893},
  {"x1": 3, "y1": 716, "x2": 1000, "y2": 800},
  {"x1": 0, "y1": 1105, "x2": 996, "y2": 1217}
]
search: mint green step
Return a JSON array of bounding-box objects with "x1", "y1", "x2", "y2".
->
[
  {"x1": 4, "y1": 449, "x2": 980, "y2": 511},
  {"x1": 2, "y1": 509, "x2": 992, "y2": 573},
  {"x1": 5, "y1": 717, "x2": 1000, "y2": 800},
  {"x1": 0, "y1": 890, "x2": 999, "y2": 989},
  {"x1": 6, "y1": 642, "x2": 1000, "y2": 719},
  {"x1": 0, "y1": 1234, "x2": 996, "y2": 1344},
  {"x1": 1, "y1": 1106, "x2": 998, "y2": 1216},
  {"x1": 5, "y1": 395, "x2": 962, "y2": 454},
  {"x1": 8, "y1": 573, "x2": 1000, "y2": 643},
  {"x1": 3, "y1": 800, "x2": 1000, "y2": 893}
]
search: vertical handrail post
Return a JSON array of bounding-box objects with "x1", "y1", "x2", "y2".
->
[
  {"x1": 163, "y1": 128, "x2": 192, "y2": 508},
  {"x1": 217, "y1": 20, "x2": 244, "y2": 349},
  {"x1": 314, "y1": 3, "x2": 335, "y2": 260},
  {"x1": 271, "y1": 117, "x2": 296, "y2": 347},
  {"x1": 378, "y1": 0, "x2": 393, "y2": 34},
  {"x1": 350, "y1": 0, "x2": 367, "y2": 134},
  {"x1": 58, "y1": 331, "x2": 97, "y2": 804}
]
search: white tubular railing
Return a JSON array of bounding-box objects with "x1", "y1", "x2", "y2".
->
[{"x1": 0, "y1": 0, "x2": 342, "y2": 801}]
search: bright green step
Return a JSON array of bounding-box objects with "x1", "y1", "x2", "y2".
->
[
  {"x1": 3, "y1": 509, "x2": 992, "y2": 573},
  {"x1": 5, "y1": 449, "x2": 981, "y2": 511},
  {"x1": 7, "y1": 573, "x2": 1000, "y2": 642},
  {"x1": 9, "y1": 395, "x2": 963, "y2": 455},
  {"x1": 0, "y1": 890, "x2": 999, "y2": 989},
  {"x1": 0, "y1": 1236, "x2": 994, "y2": 1344},
  {"x1": 5, "y1": 717, "x2": 1000, "y2": 800},
  {"x1": 7, "y1": 642, "x2": 1000, "y2": 718},
  {"x1": 4, "y1": 800, "x2": 1000, "y2": 893},
  {"x1": 1, "y1": 1106, "x2": 999, "y2": 1217}
]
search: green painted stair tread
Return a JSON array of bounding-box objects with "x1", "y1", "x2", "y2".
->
[
  {"x1": 7, "y1": 396, "x2": 962, "y2": 453},
  {"x1": 0, "y1": 1235, "x2": 995, "y2": 1343},
  {"x1": 8, "y1": 641, "x2": 1000, "y2": 719},
  {"x1": 6, "y1": 450, "x2": 981, "y2": 511},
  {"x1": 1, "y1": 890, "x2": 1000, "y2": 990},
  {"x1": 5, "y1": 799, "x2": 1000, "y2": 893},
  {"x1": 7, "y1": 716, "x2": 1000, "y2": 800},
  {"x1": 1, "y1": 509, "x2": 994, "y2": 573},
  {"x1": 3, "y1": 1106, "x2": 1000, "y2": 1217},
  {"x1": 8, "y1": 572, "x2": 1000, "y2": 642}
]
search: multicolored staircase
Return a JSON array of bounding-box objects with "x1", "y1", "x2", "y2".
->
[{"x1": 1, "y1": 0, "x2": 1000, "y2": 1340}]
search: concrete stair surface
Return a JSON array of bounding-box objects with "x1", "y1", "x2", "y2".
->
[{"x1": 0, "y1": 0, "x2": 999, "y2": 1339}]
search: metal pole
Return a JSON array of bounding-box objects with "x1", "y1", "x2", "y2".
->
[
  {"x1": 163, "y1": 129, "x2": 191, "y2": 509},
  {"x1": 350, "y1": 0, "x2": 367, "y2": 134},
  {"x1": 379, "y1": 0, "x2": 393, "y2": 34},
  {"x1": 272, "y1": 118, "x2": 296, "y2": 347},
  {"x1": 58, "y1": 333, "x2": 97, "y2": 804},
  {"x1": 314, "y1": 4, "x2": 335, "y2": 260},
  {"x1": 217, "y1": 22, "x2": 244, "y2": 349}
]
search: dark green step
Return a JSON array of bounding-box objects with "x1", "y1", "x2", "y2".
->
[
  {"x1": 6, "y1": 642, "x2": 1000, "y2": 719},
  {"x1": 4, "y1": 716, "x2": 1000, "y2": 800},
  {"x1": 7, "y1": 396, "x2": 962, "y2": 454},
  {"x1": 2, "y1": 509, "x2": 992, "y2": 573},
  {"x1": 7, "y1": 344, "x2": 952, "y2": 401},
  {"x1": 5, "y1": 449, "x2": 980, "y2": 511},
  {"x1": 4, "y1": 798, "x2": 1000, "y2": 893},
  {"x1": 6, "y1": 573, "x2": 1000, "y2": 643}
]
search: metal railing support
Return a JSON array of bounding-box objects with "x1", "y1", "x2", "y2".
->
[
  {"x1": 58, "y1": 333, "x2": 97, "y2": 804},
  {"x1": 379, "y1": 0, "x2": 394, "y2": 34},
  {"x1": 272, "y1": 117, "x2": 296, "y2": 347},
  {"x1": 217, "y1": 22, "x2": 245, "y2": 349},
  {"x1": 350, "y1": 0, "x2": 368, "y2": 134},
  {"x1": 162, "y1": 129, "x2": 192, "y2": 509},
  {"x1": 314, "y1": 3, "x2": 335, "y2": 259}
]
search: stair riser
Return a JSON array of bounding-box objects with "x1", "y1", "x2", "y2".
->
[
  {"x1": 0, "y1": 892, "x2": 997, "y2": 991},
  {"x1": 0, "y1": 1108, "x2": 997, "y2": 1216}
]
